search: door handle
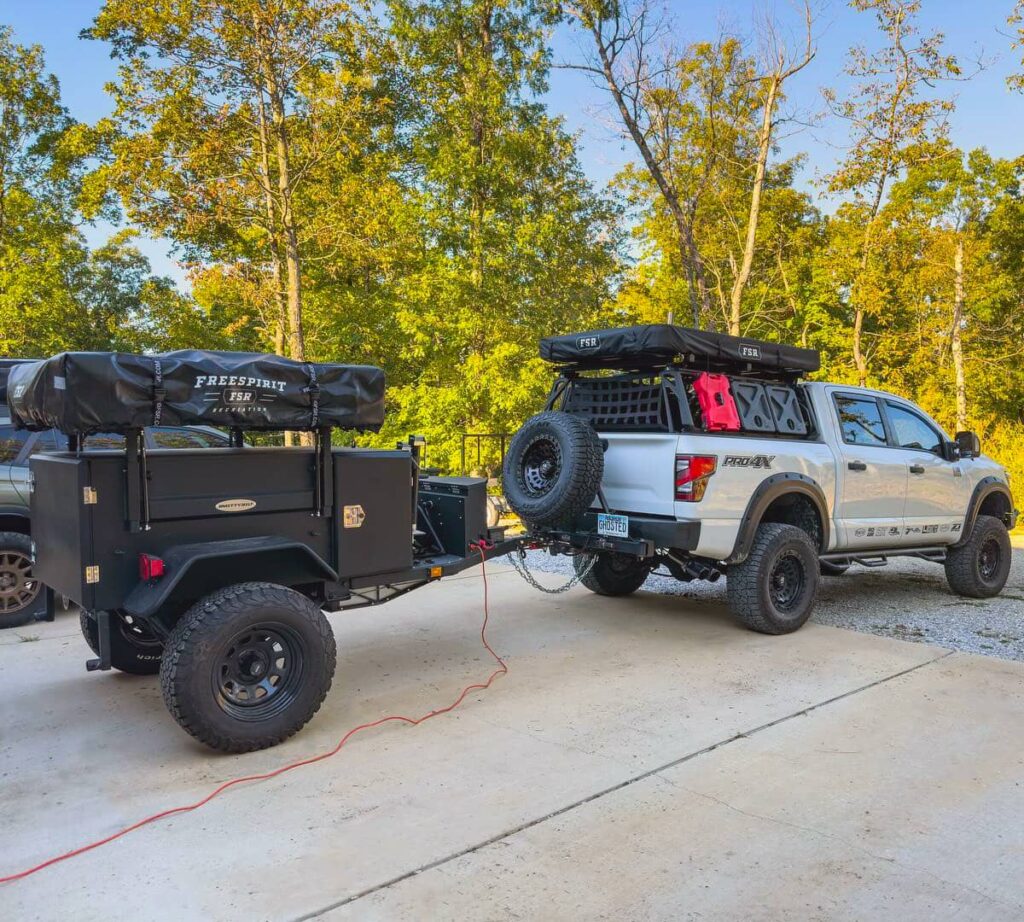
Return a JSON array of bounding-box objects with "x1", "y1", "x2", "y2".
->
[
  {"x1": 848, "y1": 461, "x2": 867, "y2": 471},
  {"x1": 909, "y1": 464, "x2": 925, "y2": 474}
]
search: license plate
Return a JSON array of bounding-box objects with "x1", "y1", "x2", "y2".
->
[{"x1": 597, "y1": 513, "x2": 629, "y2": 539}]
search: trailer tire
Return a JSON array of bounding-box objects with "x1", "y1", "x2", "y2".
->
[
  {"x1": 727, "y1": 523, "x2": 819, "y2": 635},
  {"x1": 577, "y1": 553, "x2": 649, "y2": 596},
  {"x1": 80, "y1": 609, "x2": 164, "y2": 675},
  {"x1": 160, "y1": 582, "x2": 336, "y2": 753},
  {"x1": 944, "y1": 514, "x2": 1011, "y2": 598},
  {"x1": 503, "y1": 412, "x2": 603, "y2": 528},
  {"x1": 0, "y1": 532, "x2": 40, "y2": 629}
]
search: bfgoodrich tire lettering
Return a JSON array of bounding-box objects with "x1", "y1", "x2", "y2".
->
[
  {"x1": 81, "y1": 609, "x2": 164, "y2": 675},
  {"x1": 577, "y1": 553, "x2": 649, "y2": 596},
  {"x1": 160, "y1": 582, "x2": 336, "y2": 753},
  {"x1": 727, "y1": 523, "x2": 819, "y2": 635},
  {"x1": 503, "y1": 412, "x2": 603, "y2": 528},
  {"x1": 944, "y1": 514, "x2": 1011, "y2": 599}
]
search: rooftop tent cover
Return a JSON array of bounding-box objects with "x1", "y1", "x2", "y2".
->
[
  {"x1": 540, "y1": 324, "x2": 820, "y2": 375},
  {"x1": 7, "y1": 351, "x2": 385, "y2": 435},
  {"x1": 0, "y1": 359, "x2": 30, "y2": 404}
]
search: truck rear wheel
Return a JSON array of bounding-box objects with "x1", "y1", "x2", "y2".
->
[
  {"x1": 80, "y1": 609, "x2": 164, "y2": 675},
  {"x1": 160, "y1": 582, "x2": 336, "y2": 753},
  {"x1": 727, "y1": 523, "x2": 819, "y2": 635},
  {"x1": 503, "y1": 412, "x2": 603, "y2": 528},
  {"x1": 0, "y1": 532, "x2": 40, "y2": 630},
  {"x1": 944, "y1": 514, "x2": 1011, "y2": 599},
  {"x1": 577, "y1": 553, "x2": 649, "y2": 596}
]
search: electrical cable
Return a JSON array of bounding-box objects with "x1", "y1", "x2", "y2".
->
[{"x1": 0, "y1": 544, "x2": 505, "y2": 886}]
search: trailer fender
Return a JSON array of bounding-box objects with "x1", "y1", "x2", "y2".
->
[{"x1": 123, "y1": 536, "x2": 338, "y2": 622}]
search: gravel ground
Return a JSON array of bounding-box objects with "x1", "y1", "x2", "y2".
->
[{"x1": 519, "y1": 541, "x2": 1024, "y2": 661}]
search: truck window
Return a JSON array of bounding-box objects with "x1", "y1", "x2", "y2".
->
[
  {"x1": 834, "y1": 396, "x2": 886, "y2": 446},
  {"x1": 885, "y1": 402, "x2": 942, "y2": 454},
  {"x1": 150, "y1": 427, "x2": 227, "y2": 449},
  {"x1": 0, "y1": 423, "x2": 30, "y2": 464}
]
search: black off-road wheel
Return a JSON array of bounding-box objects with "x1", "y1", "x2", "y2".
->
[
  {"x1": 160, "y1": 582, "x2": 336, "y2": 753},
  {"x1": 576, "y1": 553, "x2": 650, "y2": 596},
  {"x1": 727, "y1": 523, "x2": 819, "y2": 635},
  {"x1": 503, "y1": 412, "x2": 603, "y2": 528},
  {"x1": 80, "y1": 609, "x2": 164, "y2": 675},
  {"x1": 944, "y1": 514, "x2": 1011, "y2": 599},
  {"x1": 0, "y1": 532, "x2": 40, "y2": 630}
]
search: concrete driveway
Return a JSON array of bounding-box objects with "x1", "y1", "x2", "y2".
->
[{"x1": 2, "y1": 559, "x2": 1023, "y2": 920}]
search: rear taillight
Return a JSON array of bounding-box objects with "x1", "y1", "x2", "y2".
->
[
  {"x1": 139, "y1": 554, "x2": 165, "y2": 581},
  {"x1": 675, "y1": 454, "x2": 716, "y2": 501}
]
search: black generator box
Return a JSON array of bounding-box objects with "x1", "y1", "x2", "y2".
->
[{"x1": 418, "y1": 476, "x2": 488, "y2": 557}]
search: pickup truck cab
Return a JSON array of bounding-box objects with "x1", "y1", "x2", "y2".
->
[{"x1": 503, "y1": 325, "x2": 1017, "y2": 634}]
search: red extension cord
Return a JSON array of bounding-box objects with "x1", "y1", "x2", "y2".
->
[{"x1": 0, "y1": 545, "x2": 504, "y2": 886}]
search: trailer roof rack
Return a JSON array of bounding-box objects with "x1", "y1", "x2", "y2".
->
[{"x1": 540, "y1": 324, "x2": 819, "y2": 379}]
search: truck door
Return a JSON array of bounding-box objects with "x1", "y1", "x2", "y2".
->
[
  {"x1": 829, "y1": 391, "x2": 907, "y2": 548},
  {"x1": 881, "y1": 400, "x2": 969, "y2": 544}
]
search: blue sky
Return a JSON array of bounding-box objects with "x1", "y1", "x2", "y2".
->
[{"x1": 4, "y1": 0, "x2": 1024, "y2": 285}]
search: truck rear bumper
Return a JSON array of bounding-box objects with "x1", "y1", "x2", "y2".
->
[{"x1": 576, "y1": 512, "x2": 701, "y2": 553}]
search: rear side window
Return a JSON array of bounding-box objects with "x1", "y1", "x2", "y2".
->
[
  {"x1": 150, "y1": 427, "x2": 227, "y2": 449},
  {"x1": 885, "y1": 403, "x2": 942, "y2": 454},
  {"x1": 834, "y1": 396, "x2": 886, "y2": 446},
  {"x1": 0, "y1": 422, "x2": 29, "y2": 464},
  {"x1": 84, "y1": 432, "x2": 126, "y2": 450}
]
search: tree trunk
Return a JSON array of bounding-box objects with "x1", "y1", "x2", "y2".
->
[
  {"x1": 256, "y1": 90, "x2": 288, "y2": 356},
  {"x1": 951, "y1": 236, "x2": 968, "y2": 432},
  {"x1": 729, "y1": 76, "x2": 779, "y2": 336}
]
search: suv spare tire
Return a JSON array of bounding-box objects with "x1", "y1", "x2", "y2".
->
[{"x1": 503, "y1": 412, "x2": 603, "y2": 528}]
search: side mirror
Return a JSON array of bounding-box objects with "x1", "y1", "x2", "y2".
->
[{"x1": 955, "y1": 430, "x2": 981, "y2": 459}]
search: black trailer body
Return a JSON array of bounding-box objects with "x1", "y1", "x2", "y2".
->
[{"x1": 17, "y1": 349, "x2": 522, "y2": 752}]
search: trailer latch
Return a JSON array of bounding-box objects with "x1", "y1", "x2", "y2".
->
[
  {"x1": 85, "y1": 565, "x2": 100, "y2": 584},
  {"x1": 83, "y1": 486, "x2": 97, "y2": 504}
]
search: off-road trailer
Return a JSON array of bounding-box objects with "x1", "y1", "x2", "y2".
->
[{"x1": 10, "y1": 351, "x2": 525, "y2": 752}]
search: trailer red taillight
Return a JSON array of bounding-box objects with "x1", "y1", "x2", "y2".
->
[
  {"x1": 139, "y1": 554, "x2": 165, "y2": 581},
  {"x1": 675, "y1": 455, "x2": 716, "y2": 501}
]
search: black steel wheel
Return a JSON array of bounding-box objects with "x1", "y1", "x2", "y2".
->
[
  {"x1": 945, "y1": 514, "x2": 1011, "y2": 599},
  {"x1": 503, "y1": 412, "x2": 603, "y2": 528},
  {"x1": 0, "y1": 532, "x2": 40, "y2": 629},
  {"x1": 160, "y1": 582, "x2": 336, "y2": 752},
  {"x1": 80, "y1": 609, "x2": 164, "y2": 675},
  {"x1": 727, "y1": 523, "x2": 819, "y2": 634}
]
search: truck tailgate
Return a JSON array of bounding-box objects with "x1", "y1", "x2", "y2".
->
[{"x1": 598, "y1": 432, "x2": 678, "y2": 516}]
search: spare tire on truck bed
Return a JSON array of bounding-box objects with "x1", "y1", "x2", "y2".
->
[{"x1": 503, "y1": 412, "x2": 603, "y2": 528}]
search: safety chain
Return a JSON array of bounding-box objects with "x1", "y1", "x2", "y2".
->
[{"x1": 508, "y1": 546, "x2": 598, "y2": 595}]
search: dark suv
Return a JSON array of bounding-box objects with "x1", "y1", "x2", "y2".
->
[{"x1": 0, "y1": 407, "x2": 231, "y2": 628}]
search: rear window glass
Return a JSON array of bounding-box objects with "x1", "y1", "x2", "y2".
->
[
  {"x1": 834, "y1": 396, "x2": 887, "y2": 446},
  {"x1": 83, "y1": 432, "x2": 126, "y2": 450},
  {"x1": 0, "y1": 424, "x2": 29, "y2": 464},
  {"x1": 150, "y1": 427, "x2": 227, "y2": 449}
]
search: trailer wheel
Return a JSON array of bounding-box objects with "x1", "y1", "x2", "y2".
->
[
  {"x1": 727, "y1": 523, "x2": 819, "y2": 634},
  {"x1": 577, "y1": 553, "x2": 650, "y2": 596},
  {"x1": 0, "y1": 532, "x2": 40, "y2": 629},
  {"x1": 503, "y1": 412, "x2": 603, "y2": 528},
  {"x1": 80, "y1": 609, "x2": 164, "y2": 675},
  {"x1": 160, "y1": 582, "x2": 336, "y2": 753}
]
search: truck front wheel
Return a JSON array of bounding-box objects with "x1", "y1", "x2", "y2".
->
[
  {"x1": 576, "y1": 552, "x2": 649, "y2": 596},
  {"x1": 80, "y1": 609, "x2": 164, "y2": 675},
  {"x1": 944, "y1": 514, "x2": 1011, "y2": 599},
  {"x1": 727, "y1": 523, "x2": 819, "y2": 635},
  {"x1": 160, "y1": 582, "x2": 336, "y2": 753}
]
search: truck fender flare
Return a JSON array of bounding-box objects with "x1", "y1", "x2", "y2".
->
[
  {"x1": 726, "y1": 473, "x2": 830, "y2": 566},
  {"x1": 0, "y1": 505, "x2": 31, "y2": 531},
  {"x1": 122, "y1": 536, "x2": 338, "y2": 623},
  {"x1": 951, "y1": 477, "x2": 1016, "y2": 547}
]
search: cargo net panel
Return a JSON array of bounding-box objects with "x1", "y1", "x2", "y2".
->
[{"x1": 561, "y1": 372, "x2": 685, "y2": 431}]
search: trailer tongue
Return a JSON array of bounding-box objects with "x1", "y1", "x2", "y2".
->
[{"x1": 13, "y1": 351, "x2": 523, "y2": 752}]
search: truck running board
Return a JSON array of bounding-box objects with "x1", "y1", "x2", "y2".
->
[{"x1": 818, "y1": 545, "x2": 947, "y2": 568}]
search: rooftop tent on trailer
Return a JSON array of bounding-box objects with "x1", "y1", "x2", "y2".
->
[
  {"x1": 7, "y1": 351, "x2": 386, "y2": 435},
  {"x1": 539, "y1": 324, "x2": 820, "y2": 376}
]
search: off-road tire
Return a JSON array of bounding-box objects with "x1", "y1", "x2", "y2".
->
[
  {"x1": 80, "y1": 609, "x2": 164, "y2": 675},
  {"x1": 727, "y1": 523, "x2": 819, "y2": 635},
  {"x1": 503, "y1": 412, "x2": 603, "y2": 528},
  {"x1": 0, "y1": 531, "x2": 39, "y2": 629},
  {"x1": 944, "y1": 514, "x2": 1011, "y2": 599},
  {"x1": 577, "y1": 553, "x2": 649, "y2": 596},
  {"x1": 160, "y1": 582, "x2": 336, "y2": 753}
]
